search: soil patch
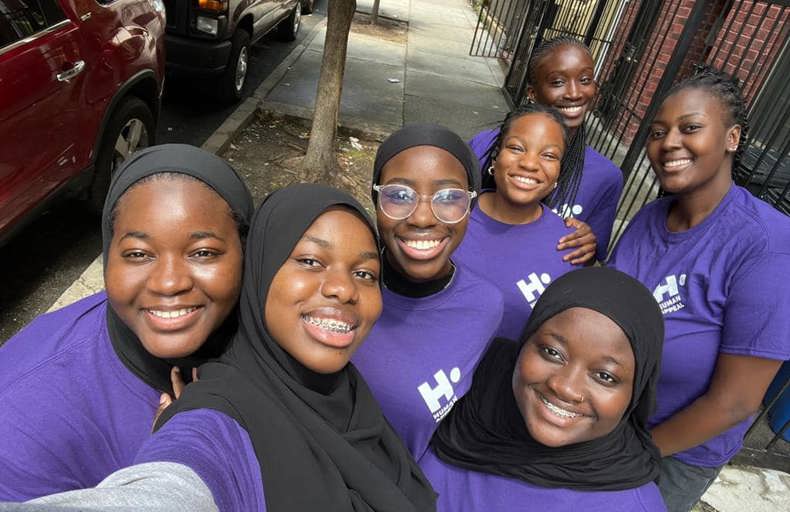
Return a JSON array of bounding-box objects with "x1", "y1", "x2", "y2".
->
[
  {"x1": 223, "y1": 110, "x2": 380, "y2": 216},
  {"x1": 351, "y1": 12, "x2": 408, "y2": 44}
]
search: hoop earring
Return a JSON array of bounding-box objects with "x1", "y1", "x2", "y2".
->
[{"x1": 487, "y1": 165, "x2": 495, "y2": 176}]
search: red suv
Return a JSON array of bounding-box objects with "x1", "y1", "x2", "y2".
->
[{"x1": 0, "y1": 0, "x2": 165, "y2": 244}]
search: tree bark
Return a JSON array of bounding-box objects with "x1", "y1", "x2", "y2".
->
[
  {"x1": 302, "y1": 0, "x2": 357, "y2": 184},
  {"x1": 371, "y1": 0, "x2": 380, "y2": 24}
]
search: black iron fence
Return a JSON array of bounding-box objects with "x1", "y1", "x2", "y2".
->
[{"x1": 473, "y1": 0, "x2": 790, "y2": 471}]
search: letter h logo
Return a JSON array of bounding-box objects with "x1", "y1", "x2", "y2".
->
[{"x1": 417, "y1": 368, "x2": 460, "y2": 414}]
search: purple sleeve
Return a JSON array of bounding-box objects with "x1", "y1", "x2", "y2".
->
[
  {"x1": 134, "y1": 409, "x2": 266, "y2": 512},
  {"x1": 720, "y1": 251, "x2": 790, "y2": 360},
  {"x1": 468, "y1": 128, "x2": 500, "y2": 167}
]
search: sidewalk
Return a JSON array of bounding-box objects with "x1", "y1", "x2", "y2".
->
[
  {"x1": 262, "y1": 0, "x2": 509, "y2": 139},
  {"x1": 48, "y1": 0, "x2": 789, "y2": 510}
]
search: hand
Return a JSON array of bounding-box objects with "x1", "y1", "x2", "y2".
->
[
  {"x1": 152, "y1": 367, "x2": 198, "y2": 431},
  {"x1": 557, "y1": 218, "x2": 597, "y2": 266}
]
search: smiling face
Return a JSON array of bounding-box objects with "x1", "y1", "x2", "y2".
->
[
  {"x1": 264, "y1": 208, "x2": 382, "y2": 374},
  {"x1": 527, "y1": 44, "x2": 597, "y2": 131},
  {"x1": 512, "y1": 307, "x2": 635, "y2": 447},
  {"x1": 376, "y1": 145, "x2": 470, "y2": 282},
  {"x1": 493, "y1": 112, "x2": 565, "y2": 207},
  {"x1": 647, "y1": 87, "x2": 740, "y2": 195},
  {"x1": 105, "y1": 177, "x2": 243, "y2": 359}
]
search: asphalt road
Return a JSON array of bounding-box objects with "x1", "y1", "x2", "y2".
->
[{"x1": 0, "y1": 3, "x2": 326, "y2": 344}]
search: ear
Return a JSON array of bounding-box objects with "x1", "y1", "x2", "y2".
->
[
  {"x1": 526, "y1": 86, "x2": 536, "y2": 103},
  {"x1": 726, "y1": 124, "x2": 742, "y2": 153}
]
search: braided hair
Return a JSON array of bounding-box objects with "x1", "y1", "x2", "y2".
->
[{"x1": 664, "y1": 64, "x2": 749, "y2": 174}]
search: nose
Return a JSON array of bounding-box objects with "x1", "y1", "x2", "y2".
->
[
  {"x1": 662, "y1": 127, "x2": 682, "y2": 151},
  {"x1": 406, "y1": 195, "x2": 438, "y2": 228},
  {"x1": 565, "y1": 80, "x2": 583, "y2": 101},
  {"x1": 545, "y1": 364, "x2": 586, "y2": 404},
  {"x1": 320, "y1": 268, "x2": 358, "y2": 304},
  {"x1": 146, "y1": 255, "x2": 194, "y2": 296},
  {"x1": 518, "y1": 151, "x2": 540, "y2": 171}
]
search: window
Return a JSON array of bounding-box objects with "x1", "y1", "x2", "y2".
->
[{"x1": 0, "y1": 0, "x2": 67, "y2": 48}]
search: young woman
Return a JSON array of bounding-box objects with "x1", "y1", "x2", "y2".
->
[
  {"x1": 352, "y1": 124, "x2": 505, "y2": 460},
  {"x1": 470, "y1": 36, "x2": 623, "y2": 263},
  {"x1": 453, "y1": 104, "x2": 577, "y2": 340},
  {"x1": 0, "y1": 144, "x2": 253, "y2": 501},
  {"x1": 423, "y1": 267, "x2": 666, "y2": 511},
  {"x1": 608, "y1": 67, "x2": 790, "y2": 512},
  {"x1": 27, "y1": 184, "x2": 437, "y2": 511}
]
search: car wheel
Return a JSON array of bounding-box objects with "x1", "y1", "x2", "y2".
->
[
  {"x1": 217, "y1": 29, "x2": 251, "y2": 104},
  {"x1": 88, "y1": 97, "x2": 154, "y2": 213},
  {"x1": 278, "y1": 3, "x2": 301, "y2": 41},
  {"x1": 301, "y1": 0, "x2": 314, "y2": 14}
]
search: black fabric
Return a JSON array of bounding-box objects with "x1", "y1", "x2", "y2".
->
[
  {"x1": 157, "y1": 183, "x2": 437, "y2": 512},
  {"x1": 432, "y1": 266, "x2": 664, "y2": 491},
  {"x1": 381, "y1": 253, "x2": 454, "y2": 298},
  {"x1": 371, "y1": 123, "x2": 481, "y2": 205},
  {"x1": 100, "y1": 143, "x2": 254, "y2": 393}
]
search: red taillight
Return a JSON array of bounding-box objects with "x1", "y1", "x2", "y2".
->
[{"x1": 197, "y1": 0, "x2": 228, "y2": 12}]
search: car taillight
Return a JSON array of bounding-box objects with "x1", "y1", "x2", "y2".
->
[{"x1": 197, "y1": 0, "x2": 227, "y2": 12}]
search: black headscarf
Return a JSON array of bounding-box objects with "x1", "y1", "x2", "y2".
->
[
  {"x1": 431, "y1": 267, "x2": 663, "y2": 491},
  {"x1": 371, "y1": 124, "x2": 479, "y2": 297},
  {"x1": 101, "y1": 144, "x2": 254, "y2": 393},
  {"x1": 157, "y1": 184, "x2": 437, "y2": 512}
]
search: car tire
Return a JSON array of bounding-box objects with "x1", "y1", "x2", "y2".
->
[
  {"x1": 278, "y1": 3, "x2": 301, "y2": 41},
  {"x1": 217, "y1": 29, "x2": 251, "y2": 104},
  {"x1": 88, "y1": 97, "x2": 155, "y2": 213},
  {"x1": 301, "y1": 0, "x2": 314, "y2": 14}
]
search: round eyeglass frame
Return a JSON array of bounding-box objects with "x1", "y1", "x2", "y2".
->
[{"x1": 372, "y1": 184, "x2": 477, "y2": 224}]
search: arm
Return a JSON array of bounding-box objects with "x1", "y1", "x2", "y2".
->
[
  {"x1": 27, "y1": 462, "x2": 218, "y2": 511},
  {"x1": 557, "y1": 218, "x2": 597, "y2": 265},
  {"x1": 651, "y1": 354, "x2": 782, "y2": 457}
]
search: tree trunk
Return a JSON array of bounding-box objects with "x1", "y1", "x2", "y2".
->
[
  {"x1": 371, "y1": 0, "x2": 380, "y2": 24},
  {"x1": 302, "y1": 0, "x2": 357, "y2": 184}
]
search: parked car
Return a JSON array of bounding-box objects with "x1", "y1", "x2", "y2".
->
[
  {"x1": 0, "y1": 0, "x2": 166, "y2": 244},
  {"x1": 162, "y1": 0, "x2": 303, "y2": 102}
]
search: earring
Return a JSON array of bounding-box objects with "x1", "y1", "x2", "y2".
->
[
  {"x1": 487, "y1": 165, "x2": 495, "y2": 176},
  {"x1": 552, "y1": 182, "x2": 558, "y2": 190}
]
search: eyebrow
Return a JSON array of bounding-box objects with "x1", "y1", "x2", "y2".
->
[
  {"x1": 120, "y1": 231, "x2": 148, "y2": 241},
  {"x1": 190, "y1": 231, "x2": 225, "y2": 242},
  {"x1": 302, "y1": 235, "x2": 379, "y2": 262},
  {"x1": 386, "y1": 177, "x2": 465, "y2": 188}
]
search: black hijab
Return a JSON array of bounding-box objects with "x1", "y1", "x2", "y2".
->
[
  {"x1": 431, "y1": 267, "x2": 663, "y2": 491},
  {"x1": 157, "y1": 183, "x2": 437, "y2": 512},
  {"x1": 371, "y1": 124, "x2": 480, "y2": 298},
  {"x1": 101, "y1": 144, "x2": 254, "y2": 393}
]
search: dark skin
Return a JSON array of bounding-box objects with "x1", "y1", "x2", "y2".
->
[
  {"x1": 646, "y1": 88, "x2": 783, "y2": 456},
  {"x1": 527, "y1": 44, "x2": 601, "y2": 265}
]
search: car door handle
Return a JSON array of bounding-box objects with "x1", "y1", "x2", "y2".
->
[{"x1": 56, "y1": 61, "x2": 86, "y2": 82}]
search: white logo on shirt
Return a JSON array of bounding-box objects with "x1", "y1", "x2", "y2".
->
[
  {"x1": 517, "y1": 272, "x2": 553, "y2": 309},
  {"x1": 417, "y1": 367, "x2": 461, "y2": 422},
  {"x1": 653, "y1": 274, "x2": 687, "y2": 315},
  {"x1": 554, "y1": 203, "x2": 584, "y2": 219}
]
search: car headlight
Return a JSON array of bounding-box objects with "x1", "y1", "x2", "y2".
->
[{"x1": 196, "y1": 16, "x2": 219, "y2": 35}]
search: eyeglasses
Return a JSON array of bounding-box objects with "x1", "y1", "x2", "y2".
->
[{"x1": 373, "y1": 184, "x2": 477, "y2": 224}]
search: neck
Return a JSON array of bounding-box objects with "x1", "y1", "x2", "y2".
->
[
  {"x1": 667, "y1": 170, "x2": 733, "y2": 232},
  {"x1": 382, "y1": 252, "x2": 454, "y2": 298},
  {"x1": 480, "y1": 191, "x2": 544, "y2": 225}
]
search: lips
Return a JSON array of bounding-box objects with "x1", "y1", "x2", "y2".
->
[
  {"x1": 556, "y1": 103, "x2": 587, "y2": 118},
  {"x1": 300, "y1": 307, "x2": 360, "y2": 349},
  {"x1": 533, "y1": 390, "x2": 589, "y2": 427},
  {"x1": 396, "y1": 236, "x2": 449, "y2": 261},
  {"x1": 507, "y1": 173, "x2": 542, "y2": 191},
  {"x1": 143, "y1": 305, "x2": 204, "y2": 331},
  {"x1": 661, "y1": 158, "x2": 693, "y2": 172}
]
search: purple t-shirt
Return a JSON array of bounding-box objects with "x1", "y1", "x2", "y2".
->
[
  {"x1": 420, "y1": 449, "x2": 666, "y2": 511},
  {"x1": 453, "y1": 203, "x2": 576, "y2": 340},
  {"x1": 469, "y1": 128, "x2": 624, "y2": 261},
  {"x1": 609, "y1": 185, "x2": 790, "y2": 467},
  {"x1": 352, "y1": 265, "x2": 504, "y2": 460},
  {"x1": 0, "y1": 293, "x2": 160, "y2": 501},
  {"x1": 134, "y1": 409, "x2": 265, "y2": 512}
]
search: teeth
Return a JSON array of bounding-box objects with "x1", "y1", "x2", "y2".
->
[
  {"x1": 664, "y1": 158, "x2": 692, "y2": 168},
  {"x1": 512, "y1": 175, "x2": 538, "y2": 185},
  {"x1": 149, "y1": 307, "x2": 196, "y2": 319},
  {"x1": 303, "y1": 316, "x2": 353, "y2": 334},
  {"x1": 559, "y1": 106, "x2": 583, "y2": 114},
  {"x1": 404, "y1": 239, "x2": 441, "y2": 250},
  {"x1": 540, "y1": 395, "x2": 580, "y2": 418}
]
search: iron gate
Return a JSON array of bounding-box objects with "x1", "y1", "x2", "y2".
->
[{"x1": 483, "y1": 0, "x2": 790, "y2": 471}]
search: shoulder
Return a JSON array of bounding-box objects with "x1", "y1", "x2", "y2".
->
[
  {"x1": 724, "y1": 186, "x2": 790, "y2": 256},
  {"x1": 584, "y1": 147, "x2": 624, "y2": 186},
  {"x1": 542, "y1": 206, "x2": 576, "y2": 236},
  {"x1": 453, "y1": 263, "x2": 505, "y2": 313},
  {"x1": 0, "y1": 292, "x2": 109, "y2": 392}
]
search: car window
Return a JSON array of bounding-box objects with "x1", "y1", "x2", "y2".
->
[{"x1": 0, "y1": 0, "x2": 67, "y2": 49}]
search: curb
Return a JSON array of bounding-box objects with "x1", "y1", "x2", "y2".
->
[{"x1": 48, "y1": 18, "x2": 329, "y2": 313}]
